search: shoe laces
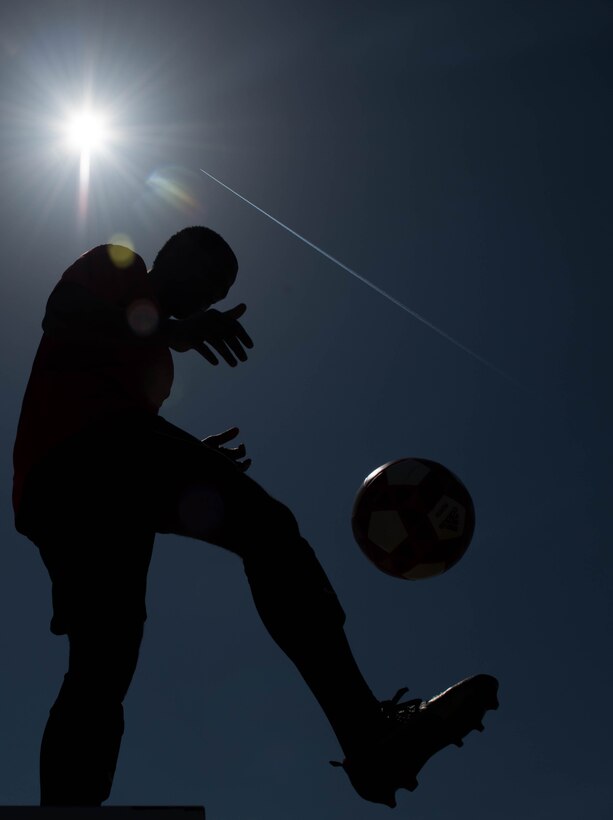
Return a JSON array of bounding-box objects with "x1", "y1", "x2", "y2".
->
[
  {"x1": 329, "y1": 687, "x2": 424, "y2": 769},
  {"x1": 380, "y1": 687, "x2": 424, "y2": 722}
]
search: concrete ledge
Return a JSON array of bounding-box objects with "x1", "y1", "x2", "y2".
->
[{"x1": 0, "y1": 809, "x2": 205, "y2": 819}]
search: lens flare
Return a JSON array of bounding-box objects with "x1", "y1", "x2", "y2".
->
[
  {"x1": 147, "y1": 166, "x2": 201, "y2": 215},
  {"x1": 127, "y1": 298, "x2": 159, "y2": 336},
  {"x1": 108, "y1": 233, "x2": 135, "y2": 268}
]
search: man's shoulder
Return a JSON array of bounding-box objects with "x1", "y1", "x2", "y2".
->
[
  {"x1": 60, "y1": 244, "x2": 149, "y2": 301},
  {"x1": 65, "y1": 244, "x2": 147, "y2": 278}
]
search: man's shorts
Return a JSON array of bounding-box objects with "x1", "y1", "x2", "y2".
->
[{"x1": 18, "y1": 413, "x2": 270, "y2": 636}]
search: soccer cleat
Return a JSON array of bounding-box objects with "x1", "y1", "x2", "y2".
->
[{"x1": 330, "y1": 673, "x2": 499, "y2": 808}]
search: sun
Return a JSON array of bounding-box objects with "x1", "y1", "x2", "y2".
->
[
  {"x1": 66, "y1": 108, "x2": 108, "y2": 154},
  {"x1": 61, "y1": 105, "x2": 112, "y2": 224}
]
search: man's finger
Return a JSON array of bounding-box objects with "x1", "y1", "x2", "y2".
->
[
  {"x1": 193, "y1": 342, "x2": 219, "y2": 365},
  {"x1": 211, "y1": 340, "x2": 238, "y2": 367},
  {"x1": 202, "y1": 428, "x2": 240, "y2": 449},
  {"x1": 213, "y1": 427, "x2": 240, "y2": 446},
  {"x1": 225, "y1": 305, "x2": 253, "y2": 349},
  {"x1": 233, "y1": 323, "x2": 254, "y2": 349},
  {"x1": 226, "y1": 303, "x2": 247, "y2": 320},
  {"x1": 226, "y1": 335, "x2": 249, "y2": 362}
]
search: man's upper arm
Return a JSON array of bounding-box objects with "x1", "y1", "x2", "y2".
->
[
  {"x1": 42, "y1": 280, "x2": 130, "y2": 341},
  {"x1": 42, "y1": 246, "x2": 150, "y2": 342}
]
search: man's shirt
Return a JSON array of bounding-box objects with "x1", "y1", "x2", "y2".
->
[{"x1": 13, "y1": 244, "x2": 174, "y2": 515}]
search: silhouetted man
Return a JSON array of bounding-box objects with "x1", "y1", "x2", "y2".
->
[{"x1": 13, "y1": 226, "x2": 498, "y2": 808}]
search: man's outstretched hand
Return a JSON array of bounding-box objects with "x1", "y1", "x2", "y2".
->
[
  {"x1": 202, "y1": 427, "x2": 252, "y2": 471},
  {"x1": 169, "y1": 304, "x2": 253, "y2": 367}
]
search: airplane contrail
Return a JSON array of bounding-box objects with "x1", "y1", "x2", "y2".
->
[{"x1": 200, "y1": 167, "x2": 518, "y2": 385}]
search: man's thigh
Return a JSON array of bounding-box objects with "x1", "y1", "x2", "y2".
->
[
  {"x1": 22, "y1": 415, "x2": 288, "y2": 632},
  {"x1": 20, "y1": 429, "x2": 155, "y2": 636},
  {"x1": 37, "y1": 528, "x2": 154, "y2": 636},
  {"x1": 145, "y1": 418, "x2": 291, "y2": 552}
]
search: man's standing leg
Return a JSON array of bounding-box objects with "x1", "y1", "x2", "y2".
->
[
  {"x1": 39, "y1": 624, "x2": 144, "y2": 805},
  {"x1": 37, "y1": 528, "x2": 154, "y2": 806}
]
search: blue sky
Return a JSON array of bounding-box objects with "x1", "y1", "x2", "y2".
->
[{"x1": 1, "y1": 1, "x2": 612, "y2": 817}]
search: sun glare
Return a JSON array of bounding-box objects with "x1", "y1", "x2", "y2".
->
[
  {"x1": 66, "y1": 109, "x2": 108, "y2": 154},
  {"x1": 62, "y1": 106, "x2": 111, "y2": 225}
]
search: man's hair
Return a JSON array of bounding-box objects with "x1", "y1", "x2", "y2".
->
[{"x1": 153, "y1": 226, "x2": 237, "y2": 274}]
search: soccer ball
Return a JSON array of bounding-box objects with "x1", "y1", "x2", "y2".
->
[{"x1": 351, "y1": 458, "x2": 476, "y2": 580}]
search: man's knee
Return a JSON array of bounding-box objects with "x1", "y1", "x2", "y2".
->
[
  {"x1": 62, "y1": 623, "x2": 144, "y2": 705},
  {"x1": 244, "y1": 494, "x2": 301, "y2": 546}
]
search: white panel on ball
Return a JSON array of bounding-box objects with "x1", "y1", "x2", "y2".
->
[
  {"x1": 367, "y1": 510, "x2": 407, "y2": 552},
  {"x1": 403, "y1": 562, "x2": 447, "y2": 580}
]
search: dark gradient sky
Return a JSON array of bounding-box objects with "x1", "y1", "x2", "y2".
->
[{"x1": 1, "y1": 1, "x2": 612, "y2": 818}]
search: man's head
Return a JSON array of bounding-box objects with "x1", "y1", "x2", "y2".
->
[{"x1": 150, "y1": 226, "x2": 238, "y2": 318}]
